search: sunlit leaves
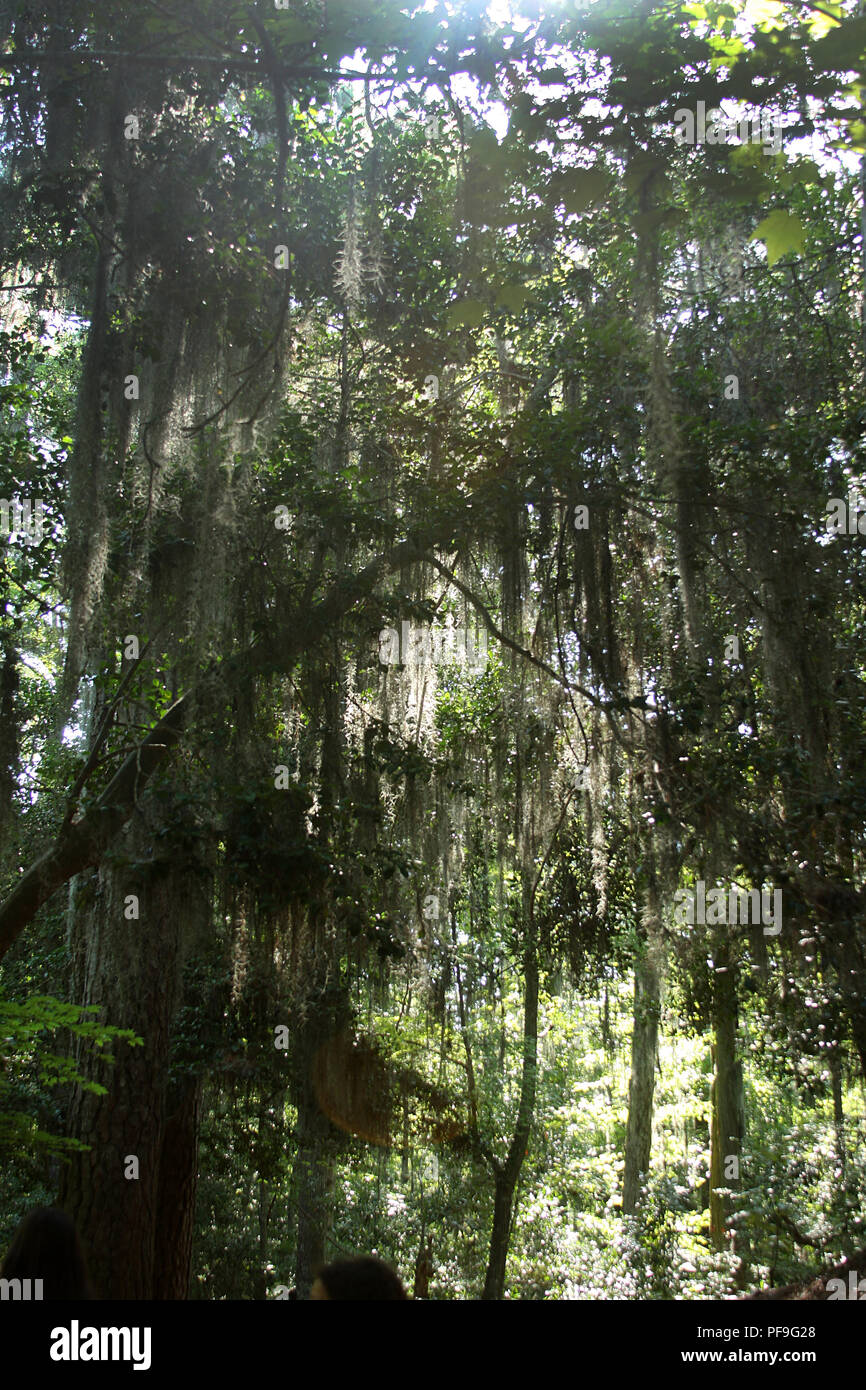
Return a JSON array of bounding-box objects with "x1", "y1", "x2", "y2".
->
[
  {"x1": 495, "y1": 282, "x2": 532, "y2": 313},
  {"x1": 742, "y1": 0, "x2": 788, "y2": 32},
  {"x1": 446, "y1": 297, "x2": 485, "y2": 329},
  {"x1": 749, "y1": 208, "x2": 805, "y2": 265}
]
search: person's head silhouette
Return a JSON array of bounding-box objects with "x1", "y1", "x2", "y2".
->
[
  {"x1": 1, "y1": 1207, "x2": 94, "y2": 1299},
  {"x1": 310, "y1": 1255, "x2": 407, "y2": 1300}
]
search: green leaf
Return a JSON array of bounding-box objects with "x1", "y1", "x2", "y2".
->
[
  {"x1": 446, "y1": 299, "x2": 485, "y2": 329},
  {"x1": 273, "y1": 18, "x2": 319, "y2": 44},
  {"x1": 742, "y1": 0, "x2": 787, "y2": 29},
  {"x1": 633, "y1": 206, "x2": 684, "y2": 236},
  {"x1": 749, "y1": 210, "x2": 805, "y2": 267},
  {"x1": 779, "y1": 159, "x2": 822, "y2": 189},
  {"x1": 494, "y1": 283, "x2": 531, "y2": 313},
  {"x1": 555, "y1": 168, "x2": 608, "y2": 215},
  {"x1": 623, "y1": 154, "x2": 664, "y2": 196},
  {"x1": 811, "y1": 15, "x2": 866, "y2": 70},
  {"x1": 843, "y1": 118, "x2": 866, "y2": 150}
]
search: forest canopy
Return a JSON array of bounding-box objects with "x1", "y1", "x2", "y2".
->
[{"x1": 0, "y1": 0, "x2": 865, "y2": 1305}]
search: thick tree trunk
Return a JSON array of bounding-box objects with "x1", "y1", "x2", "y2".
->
[
  {"x1": 59, "y1": 814, "x2": 208, "y2": 1299},
  {"x1": 622, "y1": 880, "x2": 666, "y2": 1214},
  {"x1": 152, "y1": 1075, "x2": 202, "y2": 1299}
]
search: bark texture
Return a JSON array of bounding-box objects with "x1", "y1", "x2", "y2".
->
[
  {"x1": 622, "y1": 879, "x2": 667, "y2": 1214},
  {"x1": 59, "y1": 811, "x2": 209, "y2": 1299},
  {"x1": 709, "y1": 933, "x2": 744, "y2": 1256}
]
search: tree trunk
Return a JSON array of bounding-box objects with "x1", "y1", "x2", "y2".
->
[
  {"x1": 400, "y1": 1092, "x2": 410, "y2": 1185},
  {"x1": 831, "y1": 1049, "x2": 846, "y2": 1176},
  {"x1": 484, "y1": 1172, "x2": 517, "y2": 1300},
  {"x1": 709, "y1": 934, "x2": 744, "y2": 1259},
  {"x1": 153, "y1": 1075, "x2": 202, "y2": 1299},
  {"x1": 59, "y1": 814, "x2": 208, "y2": 1299},
  {"x1": 253, "y1": 1177, "x2": 270, "y2": 1301},
  {"x1": 847, "y1": 987, "x2": 866, "y2": 1085},
  {"x1": 622, "y1": 880, "x2": 666, "y2": 1214},
  {"x1": 292, "y1": 1102, "x2": 337, "y2": 1298},
  {"x1": 696, "y1": 1113, "x2": 711, "y2": 1211},
  {"x1": 481, "y1": 943, "x2": 538, "y2": 1300},
  {"x1": 290, "y1": 986, "x2": 347, "y2": 1298},
  {"x1": 413, "y1": 1236, "x2": 433, "y2": 1299},
  {"x1": 830, "y1": 1047, "x2": 848, "y2": 1239}
]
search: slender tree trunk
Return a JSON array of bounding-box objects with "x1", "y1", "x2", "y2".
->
[
  {"x1": 696, "y1": 1114, "x2": 711, "y2": 1212},
  {"x1": 847, "y1": 994, "x2": 866, "y2": 1085},
  {"x1": 831, "y1": 1049, "x2": 846, "y2": 1174},
  {"x1": 253, "y1": 1177, "x2": 270, "y2": 1301},
  {"x1": 484, "y1": 1174, "x2": 517, "y2": 1300},
  {"x1": 290, "y1": 986, "x2": 345, "y2": 1298},
  {"x1": 709, "y1": 934, "x2": 745, "y2": 1264},
  {"x1": 830, "y1": 1047, "x2": 848, "y2": 1238},
  {"x1": 400, "y1": 1092, "x2": 410, "y2": 1185},
  {"x1": 292, "y1": 1104, "x2": 336, "y2": 1298},
  {"x1": 622, "y1": 880, "x2": 667, "y2": 1214},
  {"x1": 860, "y1": 0, "x2": 866, "y2": 362},
  {"x1": 413, "y1": 1235, "x2": 433, "y2": 1299},
  {"x1": 481, "y1": 943, "x2": 538, "y2": 1300}
]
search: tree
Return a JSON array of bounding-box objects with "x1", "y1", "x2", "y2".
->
[{"x1": 2, "y1": 0, "x2": 866, "y2": 1302}]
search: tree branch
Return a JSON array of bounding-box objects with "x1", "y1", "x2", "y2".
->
[
  {"x1": 0, "y1": 534, "x2": 426, "y2": 958},
  {"x1": 425, "y1": 553, "x2": 632, "y2": 720},
  {"x1": 0, "y1": 692, "x2": 189, "y2": 960},
  {"x1": 61, "y1": 637, "x2": 154, "y2": 828},
  {"x1": 0, "y1": 518, "x2": 623, "y2": 957}
]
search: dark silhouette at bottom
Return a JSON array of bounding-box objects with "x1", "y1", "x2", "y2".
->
[
  {"x1": 1, "y1": 1206, "x2": 94, "y2": 1299},
  {"x1": 311, "y1": 1255, "x2": 408, "y2": 1300}
]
